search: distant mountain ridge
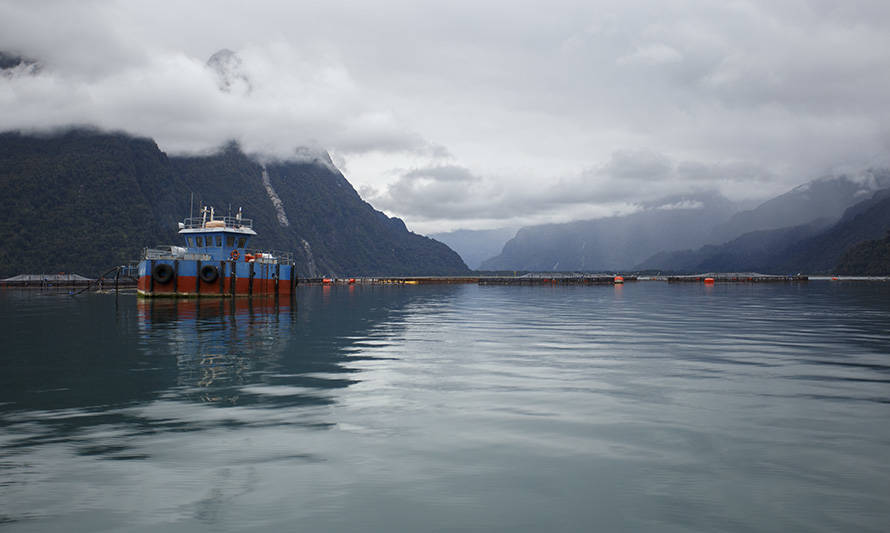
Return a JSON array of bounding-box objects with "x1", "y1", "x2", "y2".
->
[
  {"x1": 479, "y1": 171, "x2": 890, "y2": 274},
  {"x1": 480, "y1": 193, "x2": 739, "y2": 271},
  {"x1": 708, "y1": 170, "x2": 890, "y2": 243},
  {"x1": 430, "y1": 227, "x2": 517, "y2": 270},
  {"x1": 0, "y1": 129, "x2": 468, "y2": 277},
  {"x1": 637, "y1": 188, "x2": 890, "y2": 274},
  {"x1": 636, "y1": 220, "x2": 834, "y2": 273},
  {"x1": 836, "y1": 231, "x2": 890, "y2": 275}
]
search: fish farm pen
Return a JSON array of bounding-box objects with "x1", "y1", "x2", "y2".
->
[
  {"x1": 665, "y1": 273, "x2": 809, "y2": 282},
  {"x1": 3, "y1": 273, "x2": 811, "y2": 292},
  {"x1": 299, "y1": 273, "x2": 807, "y2": 285}
]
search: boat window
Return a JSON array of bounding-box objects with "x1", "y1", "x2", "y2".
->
[
  {"x1": 237, "y1": 237, "x2": 246, "y2": 248},
  {"x1": 196, "y1": 236, "x2": 204, "y2": 247},
  {"x1": 187, "y1": 237, "x2": 195, "y2": 247},
  {"x1": 226, "y1": 235, "x2": 235, "y2": 247},
  {"x1": 216, "y1": 235, "x2": 222, "y2": 247}
]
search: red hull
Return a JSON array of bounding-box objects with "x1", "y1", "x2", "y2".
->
[{"x1": 138, "y1": 275, "x2": 292, "y2": 297}]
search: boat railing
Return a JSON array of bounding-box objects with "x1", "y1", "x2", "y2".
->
[
  {"x1": 244, "y1": 249, "x2": 294, "y2": 263},
  {"x1": 143, "y1": 246, "x2": 292, "y2": 263},
  {"x1": 143, "y1": 246, "x2": 211, "y2": 261},
  {"x1": 181, "y1": 216, "x2": 254, "y2": 230}
]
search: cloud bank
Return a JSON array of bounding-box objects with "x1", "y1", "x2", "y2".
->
[{"x1": 1, "y1": 0, "x2": 889, "y2": 233}]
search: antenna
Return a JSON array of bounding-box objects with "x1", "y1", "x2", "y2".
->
[{"x1": 189, "y1": 192, "x2": 194, "y2": 221}]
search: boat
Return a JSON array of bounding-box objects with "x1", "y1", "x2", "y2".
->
[{"x1": 137, "y1": 206, "x2": 296, "y2": 297}]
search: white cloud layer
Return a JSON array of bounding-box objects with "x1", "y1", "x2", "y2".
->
[{"x1": 1, "y1": 0, "x2": 890, "y2": 233}]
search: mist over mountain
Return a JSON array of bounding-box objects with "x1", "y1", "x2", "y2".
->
[
  {"x1": 480, "y1": 193, "x2": 738, "y2": 272},
  {"x1": 206, "y1": 49, "x2": 252, "y2": 94},
  {"x1": 638, "y1": 188, "x2": 890, "y2": 274},
  {"x1": 430, "y1": 227, "x2": 517, "y2": 270},
  {"x1": 0, "y1": 129, "x2": 468, "y2": 278},
  {"x1": 708, "y1": 170, "x2": 890, "y2": 243},
  {"x1": 0, "y1": 51, "x2": 39, "y2": 75},
  {"x1": 637, "y1": 220, "x2": 834, "y2": 273}
]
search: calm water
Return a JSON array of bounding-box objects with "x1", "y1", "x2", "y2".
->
[{"x1": 1, "y1": 282, "x2": 889, "y2": 532}]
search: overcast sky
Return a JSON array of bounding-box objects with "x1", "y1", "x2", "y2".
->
[{"x1": 2, "y1": 0, "x2": 889, "y2": 233}]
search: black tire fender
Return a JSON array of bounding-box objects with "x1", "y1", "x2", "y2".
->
[
  {"x1": 152, "y1": 263, "x2": 174, "y2": 284},
  {"x1": 199, "y1": 264, "x2": 219, "y2": 283}
]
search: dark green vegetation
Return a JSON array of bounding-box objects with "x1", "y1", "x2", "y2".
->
[
  {"x1": 0, "y1": 130, "x2": 468, "y2": 277},
  {"x1": 638, "y1": 188, "x2": 890, "y2": 274},
  {"x1": 835, "y1": 231, "x2": 890, "y2": 275}
]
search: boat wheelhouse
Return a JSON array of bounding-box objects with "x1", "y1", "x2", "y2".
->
[{"x1": 137, "y1": 207, "x2": 296, "y2": 297}]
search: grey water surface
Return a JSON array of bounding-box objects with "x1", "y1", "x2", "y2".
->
[{"x1": 1, "y1": 282, "x2": 889, "y2": 532}]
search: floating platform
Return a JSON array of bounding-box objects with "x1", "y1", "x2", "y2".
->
[
  {"x1": 9, "y1": 272, "x2": 813, "y2": 294},
  {"x1": 1, "y1": 273, "x2": 96, "y2": 288},
  {"x1": 301, "y1": 275, "x2": 637, "y2": 286},
  {"x1": 666, "y1": 273, "x2": 808, "y2": 282},
  {"x1": 300, "y1": 273, "x2": 807, "y2": 285}
]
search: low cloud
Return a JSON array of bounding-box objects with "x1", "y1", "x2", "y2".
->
[
  {"x1": 2, "y1": 1, "x2": 890, "y2": 235},
  {"x1": 369, "y1": 149, "x2": 781, "y2": 232},
  {"x1": 617, "y1": 43, "x2": 683, "y2": 66},
  {"x1": 0, "y1": 39, "x2": 425, "y2": 158},
  {"x1": 371, "y1": 165, "x2": 493, "y2": 219}
]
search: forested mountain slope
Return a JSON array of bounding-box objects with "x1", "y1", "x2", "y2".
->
[{"x1": 0, "y1": 129, "x2": 468, "y2": 277}]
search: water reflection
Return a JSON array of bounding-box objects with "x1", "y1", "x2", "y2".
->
[
  {"x1": 137, "y1": 297, "x2": 297, "y2": 406},
  {"x1": 3, "y1": 283, "x2": 889, "y2": 531},
  {"x1": 0, "y1": 286, "x2": 437, "y2": 461}
]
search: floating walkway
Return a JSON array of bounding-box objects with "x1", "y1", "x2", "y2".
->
[
  {"x1": 299, "y1": 274, "x2": 807, "y2": 286},
  {"x1": 1, "y1": 273, "x2": 96, "y2": 288},
  {"x1": 301, "y1": 275, "x2": 635, "y2": 286},
  {"x1": 666, "y1": 273, "x2": 808, "y2": 283},
  {"x1": 4, "y1": 272, "x2": 810, "y2": 293}
]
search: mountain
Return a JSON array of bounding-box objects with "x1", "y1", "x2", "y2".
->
[
  {"x1": 0, "y1": 52, "x2": 23, "y2": 69},
  {"x1": 708, "y1": 170, "x2": 890, "y2": 243},
  {"x1": 206, "y1": 49, "x2": 252, "y2": 93},
  {"x1": 783, "y1": 189, "x2": 890, "y2": 273},
  {"x1": 637, "y1": 219, "x2": 833, "y2": 273},
  {"x1": 0, "y1": 51, "x2": 40, "y2": 75},
  {"x1": 835, "y1": 232, "x2": 890, "y2": 275},
  {"x1": 0, "y1": 129, "x2": 468, "y2": 277},
  {"x1": 480, "y1": 194, "x2": 738, "y2": 272},
  {"x1": 429, "y1": 227, "x2": 517, "y2": 270},
  {"x1": 637, "y1": 188, "x2": 890, "y2": 274}
]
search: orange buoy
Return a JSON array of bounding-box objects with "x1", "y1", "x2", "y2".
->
[
  {"x1": 614, "y1": 276, "x2": 624, "y2": 284},
  {"x1": 323, "y1": 278, "x2": 332, "y2": 284},
  {"x1": 704, "y1": 277, "x2": 715, "y2": 284},
  {"x1": 349, "y1": 278, "x2": 356, "y2": 284},
  {"x1": 831, "y1": 276, "x2": 839, "y2": 281}
]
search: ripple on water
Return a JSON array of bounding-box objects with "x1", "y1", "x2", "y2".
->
[{"x1": 1, "y1": 283, "x2": 890, "y2": 531}]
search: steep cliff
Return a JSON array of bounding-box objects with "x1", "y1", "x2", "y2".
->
[{"x1": 0, "y1": 130, "x2": 468, "y2": 277}]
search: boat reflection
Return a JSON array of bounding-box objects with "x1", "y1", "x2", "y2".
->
[
  {"x1": 133, "y1": 287, "x2": 429, "y2": 409},
  {"x1": 137, "y1": 297, "x2": 303, "y2": 406},
  {"x1": 0, "y1": 287, "x2": 444, "y2": 466}
]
